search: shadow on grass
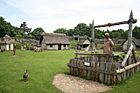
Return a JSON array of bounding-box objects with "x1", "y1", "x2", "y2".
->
[{"x1": 19, "y1": 78, "x2": 29, "y2": 82}]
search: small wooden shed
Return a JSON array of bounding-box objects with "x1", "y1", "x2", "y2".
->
[
  {"x1": 78, "y1": 39, "x2": 90, "y2": 49},
  {"x1": 69, "y1": 35, "x2": 90, "y2": 49},
  {"x1": 0, "y1": 35, "x2": 15, "y2": 51}
]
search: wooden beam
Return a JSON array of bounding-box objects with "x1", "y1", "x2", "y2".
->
[
  {"x1": 128, "y1": 10, "x2": 133, "y2": 64},
  {"x1": 94, "y1": 19, "x2": 137, "y2": 28},
  {"x1": 116, "y1": 61, "x2": 140, "y2": 74},
  {"x1": 121, "y1": 44, "x2": 133, "y2": 67}
]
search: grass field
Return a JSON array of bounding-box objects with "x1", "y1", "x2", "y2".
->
[{"x1": 0, "y1": 50, "x2": 140, "y2": 93}]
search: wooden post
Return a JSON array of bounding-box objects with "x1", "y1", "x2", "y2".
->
[
  {"x1": 90, "y1": 19, "x2": 96, "y2": 52},
  {"x1": 92, "y1": 19, "x2": 95, "y2": 41},
  {"x1": 127, "y1": 11, "x2": 133, "y2": 64}
]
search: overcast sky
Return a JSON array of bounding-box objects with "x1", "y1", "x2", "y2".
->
[{"x1": 0, "y1": 0, "x2": 140, "y2": 32}]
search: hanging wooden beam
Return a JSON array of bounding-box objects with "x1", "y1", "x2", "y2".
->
[{"x1": 94, "y1": 19, "x2": 137, "y2": 28}]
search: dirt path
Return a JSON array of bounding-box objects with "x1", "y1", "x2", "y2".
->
[{"x1": 53, "y1": 74, "x2": 112, "y2": 93}]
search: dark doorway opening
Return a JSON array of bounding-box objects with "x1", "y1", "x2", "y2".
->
[
  {"x1": 58, "y1": 44, "x2": 61, "y2": 50},
  {"x1": 82, "y1": 44, "x2": 89, "y2": 48}
]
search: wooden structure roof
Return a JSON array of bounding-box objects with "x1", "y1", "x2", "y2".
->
[{"x1": 42, "y1": 33, "x2": 69, "y2": 44}]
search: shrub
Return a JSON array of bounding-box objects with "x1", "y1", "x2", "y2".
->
[
  {"x1": 113, "y1": 44, "x2": 123, "y2": 51},
  {"x1": 70, "y1": 40, "x2": 79, "y2": 49}
]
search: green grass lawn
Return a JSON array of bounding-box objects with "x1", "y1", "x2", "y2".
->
[
  {"x1": 0, "y1": 50, "x2": 140, "y2": 93},
  {"x1": 0, "y1": 50, "x2": 74, "y2": 93}
]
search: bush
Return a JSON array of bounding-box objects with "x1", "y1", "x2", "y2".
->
[
  {"x1": 70, "y1": 40, "x2": 79, "y2": 49},
  {"x1": 113, "y1": 44, "x2": 123, "y2": 51},
  {"x1": 15, "y1": 42, "x2": 31, "y2": 50},
  {"x1": 15, "y1": 42, "x2": 22, "y2": 49}
]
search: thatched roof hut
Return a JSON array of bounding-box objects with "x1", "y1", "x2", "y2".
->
[{"x1": 41, "y1": 33, "x2": 70, "y2": 50}]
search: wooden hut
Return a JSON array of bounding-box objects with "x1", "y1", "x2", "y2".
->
[
  {"x1": 69, "y1": 35, "x2": 90, "y2": 49},
  {"x1": 0, "y1": 35, "x2": 15, "y2": 51},
  {"x1": 40, "y1": 33, "x2": 70, "y2": 50},
  {"x1": 122, "y1": 37, "x2": 140, "y2": 51}
]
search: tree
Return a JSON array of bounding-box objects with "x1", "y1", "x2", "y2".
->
[
  {"x1": 133, "y1": 26, "x2": 140, "y2": 39},
  {"x1": 0, "y1": 16, "x2": 21, "y2": 37},
  {"x1": 54, "y1": 28, "x2": 67, "y2": 34},
  {"x1": 95, "y1": 29, "x2": 104, "y2": 39},
  {"x1": 74, "y1": 23, "x2": 91, "y2": 36},
  {"x1": 0, "y1": 17, "x2": 11, "y2": 37},
  {"x1": 67, "y1": 29, "x2": 74, "y2": 36},
  {"x1": 20, "y1": 22, "x2": 31, "y2": 35},
  {"x1": 31, "y1": 27, "x2": 45, "y2": 40}
]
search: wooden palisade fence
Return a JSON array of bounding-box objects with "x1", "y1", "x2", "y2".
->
[
  {"x1": 67, "y1": 11, "x2": 140, "y2": 85},
  {"x1": 67, "y1": 53, "x2": 140, "y2": 85}
]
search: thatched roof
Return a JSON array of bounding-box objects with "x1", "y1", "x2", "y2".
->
[
  {"x1": 0, "y1": 35, "x2": 15, "y2": 44},
  {"x1": 132, "y1": 37, "x2": 140, "y2": 46},
  {"x1": 78, "y1": 39, "x2": 90, "y2": 45},
  {"x1": 121, "y1": 37, "x2": 140, "y2": 47},
  {"x1": 42, "y1": 33, "x2": 69, "y2": 44}
]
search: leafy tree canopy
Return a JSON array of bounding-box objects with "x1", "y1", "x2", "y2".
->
[
  {"x1": 0, "y1": 16, "x2": 23, "y2": 37},
  {"x1": 53, "y1": 23, "x2": 140, "y2": 39},
  {"x1": 31, "y1": 27, "x2": 45, "y2": 40}
]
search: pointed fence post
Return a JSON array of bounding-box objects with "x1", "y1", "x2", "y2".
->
[
  {"x1": 128, "y1": 11, "x2": 133, "y2": 64},
  {"x1": 90, "y1": 19, "x2": 96, "y2": 52}
]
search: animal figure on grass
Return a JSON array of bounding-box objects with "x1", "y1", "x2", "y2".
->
[{"x1": 23, "y1": 70, "x2": 29, "y2": 81}]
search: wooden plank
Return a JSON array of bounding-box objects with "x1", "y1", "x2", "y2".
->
[
  {"x1": 107, "y1": 63, "x2": 112, "y2": 84},
  {"x1": 75, "y1": 59, "x2": 79, "y2": 76},
  {"x1": 117, "y1": 61, "x2": 140, "y2": 73},
  {"x1": 132, "y1": 49, "x2": 137, "y2": 63},
  {"x1": 70, "y1": 59, "x2": 74, "y2": 75},
  {"x1": 132, "y1": 67, "x2": 135, "y2": 75},
  {"x1": 99, "y1": 62, "x2": 105, "y2": 83},
  {"x1": 123, "y1": 71, "x2": 126, "y2": 80},
  {"x1": 95, "y1": 62, "x2": 99, "y2": 81},
  {"x1": 121, "y1": 44, "x2": 133, "y2": 67},
  {"x1": 87, "y1": 67, "x2": 91, "y2": 79},
  {"x1": 79, "y1": 58, "x2": 83, "y2": 73},
  {"x1": 134, "y1": 65, "x2": 137, "y2": 72},
  {"x1": 110, "y1": 63, "x2": 115, "y2": 84},
  {"x1": 94, "y1": 19, "x2": 137, "y2": 28},
  {"x1": 73, "y1": 59, "x2": 76, "y2": 75},
  {"x1": 117, "y1": 74, "x2": 122, "y2": 81},
  {"x1": 126, "y1": 70, "x2": 130, "y2": 78},
  {"x1": 91, "y1": 64, "x2": 96, "y2": 81},
  {"x1": 136, "y1": 65, "x2": 139, "y2": 72},
  {"x1": 104, "y1": 62, "x2": 108, "y2": 84}
]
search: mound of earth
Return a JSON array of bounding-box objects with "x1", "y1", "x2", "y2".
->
[{"x1": 53, "y1": 74, "x2": 111, "y2": 93}]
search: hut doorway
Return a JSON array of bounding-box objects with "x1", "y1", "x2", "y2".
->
[{"x1": 58, "y1": 44, "x2": 61, "y2": 50}]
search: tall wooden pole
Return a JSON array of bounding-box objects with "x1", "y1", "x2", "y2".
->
[
  {"x1": 92, "y1": 19, "x2": 95, "y2": 40},
  {"x1": 91, "y1": 19, "x2": 96, "y2": 51},
  {"x1": 128, "y1": 10, "x2": 133, "y2": 64}
]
